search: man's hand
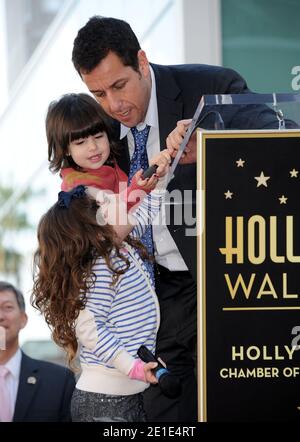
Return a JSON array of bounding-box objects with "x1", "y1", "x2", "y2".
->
[
  {"x1": 149, "y1": 148, "x2": 171, "y2": 177},
  {"x1": 166, "y1": 119, "x2": 197, "y2": 164},
  {"x1": 143, "y1": 362, "x2": 159, "y2": 384}
]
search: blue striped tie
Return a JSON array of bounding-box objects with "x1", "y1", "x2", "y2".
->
[{"x1": 128, "y1": 125, "x2": 155, "y2": 286}]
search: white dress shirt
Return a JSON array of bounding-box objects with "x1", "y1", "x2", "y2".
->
[
  {"x1": 1, "y1": 348, "x2": 21, "y2": 417},
  {"x1": 120, "y1": 67, "x2": 188, "y2": 271}
]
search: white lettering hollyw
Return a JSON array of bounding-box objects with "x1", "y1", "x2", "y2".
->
[{"x1": 291, "y1": 66, "x2": 300, "y2": 91}]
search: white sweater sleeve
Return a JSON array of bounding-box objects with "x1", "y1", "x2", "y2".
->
[
  {"x1": 130, "y1": 189, "x2": 165, "y2": 239},
  {"x1": 75, "y1": 278, "x2": 135, "y2": 375}
]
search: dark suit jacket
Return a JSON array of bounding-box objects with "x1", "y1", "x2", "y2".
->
[
  {"x1": 117, "y1": 63, "x2": 290, "y2": 281},
  {"x1": 13, "y1": 352, "x2": 75, "y2": 422}
]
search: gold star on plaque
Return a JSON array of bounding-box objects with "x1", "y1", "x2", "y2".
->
[
  {"x1": 290, "y1": 168, "x2": 299, "y2": 178},
  {"x1": 254, "y1": 171, "x2": 270, "y2": 188},
  {"x1": 279, "y1": 195, "x2": 288, "y2": 204},
  {"x1": 236, "y1": 158, "x2": 245, "y2": 167},
  {"x1": 224, "y1": 190, "x2": 233, "y2": 199}
]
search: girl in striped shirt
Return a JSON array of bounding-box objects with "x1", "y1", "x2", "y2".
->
[{"x1": 32, "y1": 163, "x2": 169, "y2": 422}]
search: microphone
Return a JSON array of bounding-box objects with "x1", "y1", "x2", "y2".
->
[
  {"x1": 137, "y1": 345, "x2": 182, "y2": 398},
  {"x1": 142, "y1": 164, "x2": 158, "y2": 180}
]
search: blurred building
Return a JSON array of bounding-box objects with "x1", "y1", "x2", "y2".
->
[{"x1": 21, "y1": 338, "x2": 68, "y2": 366}]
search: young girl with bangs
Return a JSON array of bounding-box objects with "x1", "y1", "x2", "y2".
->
[{"x1": 46, "y1": 93, "x2": 166, "y2": 208}]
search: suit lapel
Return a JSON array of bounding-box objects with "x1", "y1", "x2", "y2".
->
[
  {"x1": 117, "y1": 137, "x2": 130, "y2": 175},
  {"x1": 151, "y1": 63, "x2": 183, "y2": 150},
  {"x1": 112, "y1": 119, "x2": 130, "y2": 175},
  {"x1": 13, "y1": 353, "x2": 40, "y2": 422}
]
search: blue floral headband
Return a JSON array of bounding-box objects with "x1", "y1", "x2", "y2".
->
[{"x1": 58, "y1": 185, "x2": 86, "y2": 208}]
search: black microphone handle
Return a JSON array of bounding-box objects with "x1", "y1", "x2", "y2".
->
[
  {"x1": 137, "y1": 345, "x2": 172, "y2": 385},
  {"x1": 137, "y1": 345, "x2": 182, "y2": 398},
  {"x1": 142, "y1": 164, "x2": 158, "y2": 180},
  {"x1": 137, "y1": 345, "x2": 157, "y2": 363}
]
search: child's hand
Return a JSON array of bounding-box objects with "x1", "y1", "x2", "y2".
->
[
  {"x1": 134, "y1": 169, "x2": 159, "y2": 191},
  {"x1": 149, "y1": 149, "x2": 171, "y2": 177},
  {"x1": 133, "y1": 150, "x2": 171, "y2": 191},
  {"x1": 143, "y1": 362, "x2": 159, "y2": 384},
  {"x1": 166, "y1": 119, "x2": 197, "y2": 164},
  {"x1": 95, "y1": 191, "x2": 128, "y2": 228}
]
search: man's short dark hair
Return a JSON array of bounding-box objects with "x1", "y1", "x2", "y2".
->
[
  {"x1": 0, "y1": 281, "x2": 26, "y2": 311},
  {"x1": 72, "y1": 16, "x2": 141, "y2": 75}
]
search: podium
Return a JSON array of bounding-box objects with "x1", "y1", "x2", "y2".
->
[{"x1": 196, "y1": 94, "x2": 300, "y2": 421}]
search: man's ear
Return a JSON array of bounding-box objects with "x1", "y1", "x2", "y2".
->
[
  {"x1": 20, "y1": 312, "x2": 28, "y2": 330},
  {"x1": 137, "y1": 50, "x2": 150, "y2": 77}
]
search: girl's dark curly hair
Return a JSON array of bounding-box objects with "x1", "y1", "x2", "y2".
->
[
  {"x1": 46, "y1": 93, "x2": 119, "y2": 173},
  {"x1": 31, "y1": 194, "x2": 148, "y2": 368}
]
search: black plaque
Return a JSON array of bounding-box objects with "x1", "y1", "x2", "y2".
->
[{"x1": 198, "y1": 130, "x2": 300, "y2": 422}]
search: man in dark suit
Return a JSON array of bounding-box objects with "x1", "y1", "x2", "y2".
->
[
  {"x1": 0, "y1": 281, "x2": 75, "y2": 422},
  {"x1": 71, "y1": 16, "x2": 285, "y2": 422}
]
